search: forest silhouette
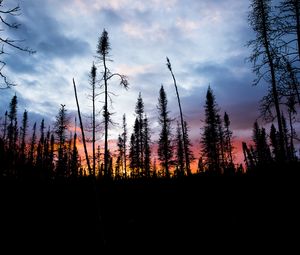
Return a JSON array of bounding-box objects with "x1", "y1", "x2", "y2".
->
[{"x1": 0, "y1": 0, "x2": 299, "y2": 253}]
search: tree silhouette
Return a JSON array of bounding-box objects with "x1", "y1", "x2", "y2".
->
[
  {"x1": 97, "y1": 145, "x2": 101, "y2": 178},
  {"x1": 276, "y1": 55, "x2": 300, "y2": 107},
  {"x1": 276, "y1": 0, "x2": 300, "y2": 106},
  {"x1": 270, "y1": 123, "x2": 280, "y2": 162},
  {"x1": 248, "y1": 0, "x2": 286, "y2": 162},
  {"x1": 1, "y1": 110, "x2": 7, "y2": 141},
  {"x1": 277, "y1": 0, "x2": 300, "y2": 63},
  {"x1": 73, "y1": 78, "x2": 92, "y2": 175},
  {"x1": 166, "y1": 57, "x2": 191, "y2": 176},
  {"x1": 7, "y1": 94, "x2": 18, "y2": 152},
  {"x1": 54, "y1": 104, "x2": 69, "y2": 178},
  {"x1": 252, "y1": 121, "x2": 272, "y2": 167},
  {"x1": 89, "y1": 63, "x2": 98, "y2": 176},
  {"x1": 20, "y1": 110, "x2": 28, "y2": 164},
  {"x1": 116, "y1": 134, "x2": 124, "y2": 178},
  {"x1": 49, "y1": 132, "x2": 55, "y2": 177},
  {"x1": 201, "y1": 86, "x2": 222, "y2": 173},
  {"x1": 175, "y1": 121, "x2": 184, "y2": 177},
  {"x1": 28, "y1": 122, "x2": 36, "y2": 167},
  {"x1": 129, "y1": 118, "x2": 140, "y2": 177},
  {"x1": 183, "y1": 121, "x2": 195, "y2": 174},
  {"x1": 242, "y1": 142, "x2": 255, "y2": 171},
  {"x1": 135, "y1": 92, "x2": 145, "y2": 174},
  {"x1": 174, "y1": 120, "x2": 194, "y2": 176},
  {"x1": 6, "y1": 94, "x2": 18, "y2": 175},
  {"x1": 223, "y1": 112, "x2": 234, "y2": 167},
  {"x1": 0, "y1": 0, "x2": 35, "y2": 88},
  {"x1": 96, "y1": 29, "x2": 128, "y2": 178},
  {"x1": 197, "y1": 157, "x2": 205, "y2": 173},
  {"x1": 43, "y1": 127, "x2": 53, "y2": 179},
  {"x1": 129, "y1": 132, "x2": 137, "y2": 177},
  {"x1": 281, "y1": 113, "x2": 293, "y2": 161},
  {"x1": 143, "y1": 115, "x2": 151, "y2": 178},
  {"x1": 122, "y1": 114, "x2": 128, "y2": 178},
  {"x1": 157, "y1": 85, "x2": 173, "y2": 177},
  {"x1": 286, "y1": 96, "x2": 297, "y2": 160},
  {"x1": 71, "y1": 125, "x2": 79, "y2": 178}
]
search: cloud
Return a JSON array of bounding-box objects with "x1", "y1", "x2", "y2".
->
[
  {"x1": 3, "y1": 0, "x2": 91, "y2": 80},
  {"x1": 122, "y1": 22, "x2": 168, "y2": 42},
  {"x1": 176, "y1": 18, "x2": 199, "y2": 32},
  {"x1": 0, "y1": 0, "x2": 279, "y2": 167}
]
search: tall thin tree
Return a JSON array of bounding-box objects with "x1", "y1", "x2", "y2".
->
[
  {"x1": 20, "y1": 110, "x2": 28, "y2": 163},
  {"x1": 201, "y1": 86, "x2": 222, "y2": 173},
  {"x1": 175, "y1": 121, "x2": 184, "y2": 177},
  {"x1": 135, "y1": 93, "x2": 144, "y2": 173},
  {"x1": 73, "y1": 78, "x2": 92, "y2": 176},
  {"x1": 223, "y1": 112, "x2": 234, "y2": 166},
  {"x1": 29, "y1": 122, "x2": 36, "y2": 167},
  {"x1": 122, "y1": 114, "x2": 127, "y2": 178},
  {"x1": 89, "y1": 63, "x2": 98, "y2": 176},
  {"x1": 166, "y1": 57, "x2": 190, "y2": 175},
  {"x1": 54, "y1": 104, "x2": 69, "y2": 177},
  {"x1": 157, "y1": 85, "x2": 173, "y2": 177},
  {"x1": 143, "y1": 115, "x2": 151, "y2": 178},
  {"x1": 183, "y1": 121, "x2": 195, "y2": 174},
  {"x1": 2, "y1": 111, "x2": 7, "y2": 141},
  {"x1": 96, "y1": 29, "x2": 128, "y2": 178},
  {"x1": 248, "y1": 0, "x2": 286, "y2": 161},
  {"x1": 7, "y1": 95, "x2": 18, "y2": 152}
]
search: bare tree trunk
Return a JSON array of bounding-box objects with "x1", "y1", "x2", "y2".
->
[
  {"x1": 167, "y1": 58, "x2": 191, "y2": 176},
  {"x1": 122, "y1": 114, "x2": 127, "y2": 178},
  {"x1": 102, "y1": 53, "x2": 110, "y2": 178},
  {"x1": 261, "y1": 1, "x2": 286, "y2": 161},
  {"x1": 73, "y1": 78, "x2": 92, "y2": 175},
  {"x1": 92, "y1": 69, "x2": 96, "y2": 176},
  {"x1": 97, "y1": 29, "x2": 128, "y2": 178},
  {"x1": 288, "y1": 110, "x2": 295, "y2": 160}
]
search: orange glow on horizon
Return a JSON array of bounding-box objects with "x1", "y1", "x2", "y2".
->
[{"x1": 74, "y1": 133, "x2": 248, "y2": 176}]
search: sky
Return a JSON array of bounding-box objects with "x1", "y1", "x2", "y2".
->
[{"x1": 0, "y1": 0, "x2": 271, "y2": 168}]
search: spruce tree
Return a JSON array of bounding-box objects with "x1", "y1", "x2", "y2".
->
[
  {"x1": 122, "y1": 114, "x2": 127, "y2": 178},
  {"x1": 20, "y1": 110, "x2": 28, "y2": 164},
  {"x1": 157, "y1": 85, "x2": 173, "y2": 177},
  {"x1": 96, "y1": 29, "x2": 128, "y2": 178},
  {"x1": 54, "y1": 104, "x2": 69, "y2": 177},
  {"x1": 201, "y1": 86, "x2": 222, "y2": 173},
  {"x1": 129, "y1": 133, "x2": 137, "y2": 178},
  {"x1": 29, "y1": 122, "x2": 37, "y2": 167},
  {"x1": 135, "y1": 93, "x2": 145, "y2": 173},
  {"x1": 90, "y1": 63, "x2": 98, "y2": 176},
  {"x1": 7, "y1": 95, "x2": 18, "y2": 152},
  {"x1": 143, "y1": 115, "x2": 151, "y2": 178},
  {"x1": 223, "y1": 112, "x2": 234, "y2": 166},
  {"x1": 36, "y1": 119, "x2": 45, "y2": 171}
]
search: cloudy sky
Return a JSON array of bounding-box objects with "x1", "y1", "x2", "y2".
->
[{"x1": 1, "y1": 0, "x2": 270, "y2": 166}]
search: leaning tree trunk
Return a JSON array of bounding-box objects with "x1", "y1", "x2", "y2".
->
[
  {"x1": 73, "y1": 78, "x2": 92, "y2": 175},
  {"x1": 167, "y1": 57, "x2": 191, "y2": 175}
]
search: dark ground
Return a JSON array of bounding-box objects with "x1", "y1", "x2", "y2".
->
[{"x1": 1, "y1": 174, "x2": 299, "y2": 254}]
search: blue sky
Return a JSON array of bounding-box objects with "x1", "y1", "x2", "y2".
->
[{"x1": 0, "y1": 0, "x2": 270, "y2": 164}]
